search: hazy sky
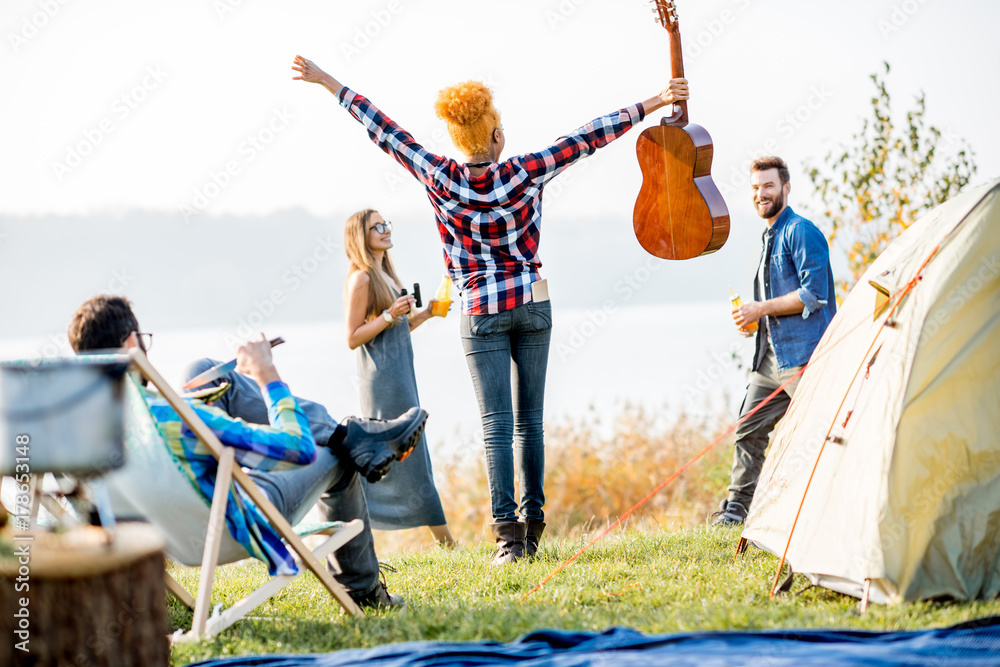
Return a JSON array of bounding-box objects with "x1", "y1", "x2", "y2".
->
[
  {"x1": 4, "y1": 0, "x2": 997, "y2": 218},
  {"x1": 2, "y1": 0, "x2": 998, "y2": 342}
]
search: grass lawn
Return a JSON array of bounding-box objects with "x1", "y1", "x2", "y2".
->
[{"x1": 168, "y1": 527, "x2": 1000, "y2": 665}]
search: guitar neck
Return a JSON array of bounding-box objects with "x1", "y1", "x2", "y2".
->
[{"x1": 668, "y1": 22, "x2": 688, "y2": 123}]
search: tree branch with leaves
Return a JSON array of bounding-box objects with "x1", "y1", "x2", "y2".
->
[{"x1": 807, "y1": 62, "x2": 977, "y2": 296}]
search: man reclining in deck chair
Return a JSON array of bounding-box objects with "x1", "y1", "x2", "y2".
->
[{"x1": 68, "y1": 294, "x2": 422, "y2": 609}]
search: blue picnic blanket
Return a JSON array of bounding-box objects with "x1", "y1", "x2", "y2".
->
[{"x1": 186, "y1": 617, "x2": 1000, "y2": 666}]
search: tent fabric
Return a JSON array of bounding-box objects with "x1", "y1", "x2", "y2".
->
[
  {"x1": 185, "y1": 619, "x2": 1000, "y2": 666},
  {"x1": 742, "y1": 179, "x2": 1000, "y2": 604}
]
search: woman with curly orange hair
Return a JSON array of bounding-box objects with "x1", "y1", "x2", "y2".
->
[{"x1": 293, "y1": 54, "x2": 687, "y2": 565}]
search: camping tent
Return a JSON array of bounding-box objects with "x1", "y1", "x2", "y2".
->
[{"x1": 742, "y1": 178, "x2": 1000, "y2": 605}]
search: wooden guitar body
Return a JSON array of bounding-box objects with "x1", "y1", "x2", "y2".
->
[
  {"x1": 632, "y1": 0, "x2": 730, "y2": 260},
  {"x1": 633, "y1": 118, "x2": 730, "y2": 259}
]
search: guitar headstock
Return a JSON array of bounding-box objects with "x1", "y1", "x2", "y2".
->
[{"x1": 650, "y1": 0, "x2": 679, "y2": 35}]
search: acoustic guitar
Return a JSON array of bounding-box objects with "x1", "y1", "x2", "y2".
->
[{"x1": 633, "y1": 0, "x2": 730, "y2": 260}]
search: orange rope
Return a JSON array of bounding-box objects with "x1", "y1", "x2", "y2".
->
[
  {"x1": 521, "y1": 303, "x2": 890, "y2": 603},
  {"x1": 520, "y1": 368, "x2": 804, "y2": 602},
  {"x1": 523, "y1": 231, "x2": 955, "y2": 604}
]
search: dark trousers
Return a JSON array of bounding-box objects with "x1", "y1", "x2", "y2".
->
[
  {"x1": 183, "y1": 359, "x2": 380, "y2": 598},
  {"x1": 727, "y1": 375, "x2": 795, "y2": 509}
]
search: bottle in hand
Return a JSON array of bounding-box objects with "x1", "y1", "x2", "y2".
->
[
  {"x1": 431, "y1": 275, "x2": 452, "y2": 317},
  {"x1": 729, "y1": 286, "x2": 758, "y2": 333}
]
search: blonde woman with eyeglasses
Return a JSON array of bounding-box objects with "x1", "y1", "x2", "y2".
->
[{"x1": 343, "y1": 208, "x2": 455, "y2": 548}]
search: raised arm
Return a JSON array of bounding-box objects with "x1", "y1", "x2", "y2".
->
[
  {"x1": 293, "y1": 55, "x2": 444, "y2": 186},
  {"x1": 517, "y1": 79, "x2": 689, "y2": 184},
  {"x1": 292, "y1": 55, "x2": 345, "y2": 100},
  {"x1": 186, "y1": 335, "x2": 317, "y2": 471},
  {"x1": 642, "y1": 79, "x2": 690, "y2": 118}
]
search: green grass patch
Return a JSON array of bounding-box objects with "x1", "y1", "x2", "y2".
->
[{"x1": 168, "y1": 527, "x2": 1000, "y2": 665}]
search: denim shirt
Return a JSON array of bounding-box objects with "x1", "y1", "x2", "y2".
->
[{"x1": 753, "y1": 206, "x2": 836, "y2": 371}]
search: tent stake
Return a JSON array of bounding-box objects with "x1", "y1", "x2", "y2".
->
[
  {"x1": 732, "y1": 537, "x2": 748, "y2": 563},
  {"x1": 859, "y1": 579, "x2": 871, "y2": 614}
]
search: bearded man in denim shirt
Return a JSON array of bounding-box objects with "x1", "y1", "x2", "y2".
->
[{"x1": 712, "y1": 156, "x2": 836, "y2": 526}]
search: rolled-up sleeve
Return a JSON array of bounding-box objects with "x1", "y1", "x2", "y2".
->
[{"x1": 789, "y1": 223, "x2": 831, "y2": 319}]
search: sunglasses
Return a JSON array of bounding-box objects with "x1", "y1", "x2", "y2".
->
[{"x1": 370, "y1": 220, "x2": 393, "y2": 234}]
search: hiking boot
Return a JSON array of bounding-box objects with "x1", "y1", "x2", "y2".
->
[
  {"x1": 336, "y1": 407, "x2": 428, "y2": 483},
  {"x1": 489, "y1": 521, "x2": 526, "y2": 566},
  {"x1": 523, "y1": 519, "x2": 546, "y2": 558},
  {"x1": 350, "y1": 580, "x2": 404, "y2": 611},
  {"x1": 711, "y1": 499, "x2": 748, "y2": 527}
]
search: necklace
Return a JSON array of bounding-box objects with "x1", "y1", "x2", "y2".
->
[{"x1": 467, "y1": 161, "x2": 492, "y2": 168}]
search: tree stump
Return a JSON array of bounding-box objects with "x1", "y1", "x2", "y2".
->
[{"x1": 0, "y1": 523, "x2": 169, "y2": 667}]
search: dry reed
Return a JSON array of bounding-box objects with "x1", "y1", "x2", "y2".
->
[{"x1": 371, "y1": 404, "x2": 734, "y2": 555}]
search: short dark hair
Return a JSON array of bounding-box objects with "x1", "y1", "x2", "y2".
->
[
  {"x1": 68, "y1": 295, "x2": 139, "y2": 352},
  {"x1": 750, "y1": 156, "x2": 790, "y2": 184}
]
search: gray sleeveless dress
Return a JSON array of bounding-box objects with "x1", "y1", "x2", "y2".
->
[{"x1": 356, "y1": 305, "x2": 447, "y2": 529}]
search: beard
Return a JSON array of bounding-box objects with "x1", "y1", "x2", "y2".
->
[{"x1": 754, "y1": 189, "x2": 785, "y2": 219}]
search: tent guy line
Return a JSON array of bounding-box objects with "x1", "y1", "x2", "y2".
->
[
  {"x1": 766, "y1": 244, "x2": 937, "y2": 599},
  {"x1": 520, "y1": 367, "x2": 807, "y2": 602},
  {"x1": 522, "y1": 189, "x2": 986, "y2": 603},
  {"x1": 760, "y1": 182, "x2": 997, "y2": 602}
]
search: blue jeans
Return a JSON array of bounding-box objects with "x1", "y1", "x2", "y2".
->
[
  {"x1": 183, "y1": 359, "x2": 380, "y2": 598},
  {"x1": 460, "y1": 300, "x2": 551, "y2": 522}
]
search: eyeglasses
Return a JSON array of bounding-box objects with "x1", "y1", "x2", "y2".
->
[
  {"x1": 136, "y1": 332, "x2": 153, "y2": 352},
  {"x1": 370, "y1": 220, "x2": 393, "y2": 234}
]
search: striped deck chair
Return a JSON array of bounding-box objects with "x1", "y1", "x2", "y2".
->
[{"x1": 101, "y1": 350, "x2": 365, "y2": 639}]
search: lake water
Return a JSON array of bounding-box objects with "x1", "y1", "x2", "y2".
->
[{"x1": 0, "y1": 302, "x2": 753, "y2": 453}]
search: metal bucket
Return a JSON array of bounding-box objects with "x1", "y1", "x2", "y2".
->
[{"x1": 0, "y1": 355, "x2": 130, "y2": 476}]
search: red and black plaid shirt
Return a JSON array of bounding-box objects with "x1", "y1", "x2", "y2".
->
[{"x1": 338, "y1": 87, "x2": 646, "y2": 315}]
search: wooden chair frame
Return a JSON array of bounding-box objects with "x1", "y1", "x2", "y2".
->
[{"x1": 128, "y1": 350, "x2": 365, "y2": 639}]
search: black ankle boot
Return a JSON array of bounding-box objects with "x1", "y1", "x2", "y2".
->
[
  {"x1": 523, "y1": 519, "x2": 546, "y2": 557},
  {"x1": 489, "y1": 521, "x2": 526, "y2": 566}
]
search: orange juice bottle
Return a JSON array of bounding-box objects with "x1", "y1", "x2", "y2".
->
[
  {"x1": 431, "y1": 275, "x2": 452, "y2": 317},
  {"x1": 729, "y1": 286, "x2": 758, "y2": 333}
]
